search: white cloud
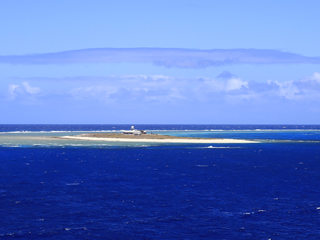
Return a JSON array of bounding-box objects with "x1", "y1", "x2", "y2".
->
[
  {"x1": 275, "y1": 81, "x2": 299, "y2": 100},
  {"x1": 7, "y1": 82, "x2": 41, "y2": 101},
  {"x1": 225, "y1": 78, "x2": 248, "y2": 92},
  {"x1": 22, "y1": 82, "x2": 40, "y2": 94},
  {"x1": 308, "y1": 72, "x2": 320, "y2": 82},
  {"x1": 7, "y1": 84, "x2": 20, "y2": 100}
]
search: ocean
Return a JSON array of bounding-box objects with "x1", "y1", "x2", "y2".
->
[{"x1": 0, "y1": 124, "x2": 320, "y2": 239}]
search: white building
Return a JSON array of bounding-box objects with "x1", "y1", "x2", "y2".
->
[{"x1": 122, "y1": 126, "x2": 146, "y2": 135}]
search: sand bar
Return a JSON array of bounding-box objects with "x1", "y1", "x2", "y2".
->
[{"x1": 60, "y1": 133, "x2": 258, "y2": 144}]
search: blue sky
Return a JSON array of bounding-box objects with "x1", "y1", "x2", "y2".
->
[{"x1": 1, "y1": 0, "x2": 320, "y2": 124}]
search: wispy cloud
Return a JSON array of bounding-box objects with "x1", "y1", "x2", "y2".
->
[{"x1": 1, "y1": 48, "x2": 320, "y2": 68}]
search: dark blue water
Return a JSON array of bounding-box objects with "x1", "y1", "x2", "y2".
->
[{"x1": 0, "y1": 125, "x2": 320, "y2": 239}]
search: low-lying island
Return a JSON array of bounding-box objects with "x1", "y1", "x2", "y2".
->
[{"x1": 60, "y1": 133, "x2": 258, "y2": 144}]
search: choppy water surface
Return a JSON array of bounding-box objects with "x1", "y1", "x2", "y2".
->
[{"x1": 0, "y1": 125, "x2": 320, "y2": 239}]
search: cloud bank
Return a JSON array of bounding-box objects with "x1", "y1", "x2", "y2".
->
[
  {"x1": 1, "y1": 48, "x2": 320, "y2": 68},
  {"x1": 8, "y1": 72, "x2": 320, "y2": 105},
  {"x1": 66, "y1": 72, "x2": 320, "y2": 103},
  {"x1": 4, "y1": 72, "x2": 320, "y2": 123}
]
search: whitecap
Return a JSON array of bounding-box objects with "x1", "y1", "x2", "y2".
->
[{"x1": 66, "y1": 183, "x2": 80, "y2": 186}]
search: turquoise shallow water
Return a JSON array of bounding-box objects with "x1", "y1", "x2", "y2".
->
[
  {"x1": 0, "y1": 125, "x2": 320, "y2": 239},
  {"x1": 1, "y1": 124, "x2": 320, "y2": 147}
]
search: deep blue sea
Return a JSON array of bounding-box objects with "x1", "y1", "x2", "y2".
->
[{"x1": 0, "y1": 125, "x2": 320, "y2": 239}]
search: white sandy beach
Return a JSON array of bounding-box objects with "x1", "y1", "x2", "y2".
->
[{"x1": 61, "y1": 136, "x2": 258, "y2": 144}]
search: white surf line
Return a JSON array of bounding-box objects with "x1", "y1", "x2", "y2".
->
[{"x1": 61, "y1": 136, "x2": 259, "y2": 144}]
